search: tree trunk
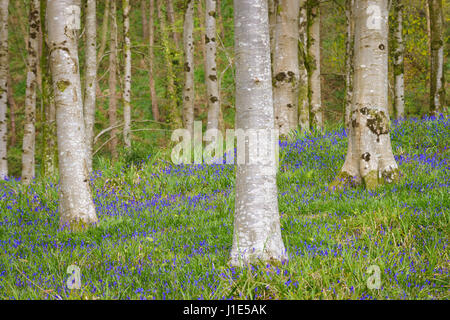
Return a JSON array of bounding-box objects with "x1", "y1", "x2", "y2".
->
[
  {"x1": 205, "y1": 0, "x2": 221, "y2": 131},
  {"x1": 344, "y1": 0, "x2": 354, "y2": 127},
  {"x1": 157, "y1": 0, "x2": 182, "y2": 128},
  {"x1": 329, "y1": 0, "x2": 400, "y2": 191},
  {"x1": 47, "y1": 0, "x2": 97, "y2": 229},
  {"x1": 141, "y1": 0, "x2": 149, "y2": 41},
  {"x1": 298, "y1": 0, "x2": 309, "y2": 132},
  {"x1": 428, "y1": 0, "x2": 445, "y2": 115},
  {"x1": 183, "y1": 0, "x2": 195, "y2": 136},
  {"x1": 230, "y1": 0, "x2": 287, "y2": 266},
  {"x1": 197, "y1": 0, "x2": 206, "y2": 64},
  {"x1": 166, "y1": 0, "x2": 180, "y2": 50},
  {"x1": 96, "y1": 0, "x2": 110, "y2": 97},
  {"x1": 306, "y1": 0, "x2": 323, "y2": 130},
  {"x1": 123, "y1": 0, "x2": 132, "y2": 149},
  {"x1": 7, "y1": 75, "x2": 16, "y2": 146},
  {"x1": 40, "y1": 0, "x2": 57, "y2": 177},
  {"x1": 21, "y1": 0, "x2": 40, "y2": 185},
  {"x1": 148, "y1": 0, "x2": 159, "y2": 121},
  {"x1": 109, "y1": 0, "x2": 118, "y2": 159},
  {"x1": 392, "y1": 0, "x2": 404, "y2": 119},
  {"x1": 273, "y1": 0, "x2": 300, "y2": 136},
  {"x1": 0, "y1": 0, "x2": 8, "y2": 179},
  {"x1": 268, "y1": 0, "x2": 276, "y2": 63},
  {"x1": 84, "y1": 0, "x2": 97, "y2": 171},
  {"x1": 97, "y1": 0, "x2": 110, "y2": 63}
]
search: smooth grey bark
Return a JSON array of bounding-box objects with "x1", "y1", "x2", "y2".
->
[
  {"x1": 298, "y1": 0, "x2": 309, "y2": 132},
  {"x1": 47, "y1": 0, "x2": 97, "y2": 229},
  {"x1": 273, "y1": 0, "x2": 300, "y2": 136},
  {"x1": 330, "y1": 0, "x2": 400, "y2": 191},
  {"x1": 344, "y1": 0, "x2": 354, "y2": 127},
  {"x1": 428, "y1": 0, "x2": 445, "y2": 115},
  {"x1": 205, "y1": 0, "x2": 221, "y2": 131},
  {"x1": 109, "y1": 0, "x2": 118, "y2": 159},
  {"x1": 392, "y1": 0, "x2": 404, "y2": 119},
  {"x1": 123, "y1": 0, "x2": 131, "y2": 149},
  {"x1": 183, "y1": 0, "x2": 195, "y2": 136},
  {"x1": 307, "y1": 0, "x2": 323, "y2": 130},
  {"x1": 148, "y1": 0, "x2": 159, "y2": 121},
  {"x1": 0, "y1": 0, "x2": 8, "y2": 179},
  {"x1": 84, "y1": 0, "x2": 97, "y2": 171},
  {"x1": 230, "y1": 0, "x2": 287, "y2": 266},
  {"x1": 21, "y1": 0, "x2": 40, "y2": 185}
]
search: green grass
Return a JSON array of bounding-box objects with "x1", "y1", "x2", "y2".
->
[{"x1": 0, "y1": 116, "x2": 448, "y2": 300}]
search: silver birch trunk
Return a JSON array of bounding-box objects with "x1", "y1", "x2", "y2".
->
[
  {"x1": 392, "y1": 0, "x2": 404, "y2": 119},
  {"x1": 230, "y1": 0, "x2": 287, "y2": 266},
  {"x1": 84, "y1": 0, "x2": 96, "y2": 171},
  {"x1": 148, "y1": 0, "x2": 159, "y2": 121},
  {"x1": 183, "y1": 0, "x2": 195, "y2": 136},
  {"x1": 109, "y1": 0, "x2": 118, "y2": 159},
  {"x1": 298, "y1": 0, "x2": 309, "y2": 132},
  {"x1": 428, "y1": 0, "x2": 445, "y2": 115},
  {"x1": 205, "y1": 0, "x2": 221, "y2": 131},
  {"x1": 22, "y1": 0, "x2": 40, "y2": 185},
  {"x1": 273, "y1": 0, "x2": 300, "y2": 136},
  {"x1": 47, "y1": 0, "x2": 97, "y2": 229},
  {"x1": 0, "y1": 0, "x2": 8, "y2": 179},
  {"x1": 307, "y1": 0, "x2": 323, "y2": 130},
  {"x1": 123, "y1": 0, "x2": 131, "y2": 149},
  {"x1": 344, "y1": 0, "x2": 354, "y2": 128},
  {"x1": 330, "y1": 0, "x2": 400, "y2": 191}
]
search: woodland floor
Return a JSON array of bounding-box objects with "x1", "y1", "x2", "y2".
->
[{"x1": 0, "y1": 115, "x2": 448, "y2": 300}]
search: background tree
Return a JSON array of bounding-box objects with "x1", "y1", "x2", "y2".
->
[
  {"x1": 157, "y1": 0, "x2": 182, "y2": 129},
  {"x1": 273, "y1": 0, "x2": 301, "y2": 136},
  {"x1": 205, "y1": 0, "x2": 222, "y2": 132},
  {"x1": 21, "y1": 0, "x2": 40, "y2": 185},
  {"x1": 0, "y1": 0, "x2": 8, "y2": 179},
  {"x1": 84, "y1": 0, "x2": 97, "y2": 171},
  {"x1": 298, "y1": 0, "x2": 309, "y2": 132},
  {"x1": 109, "y1": 0, "x2": 119, "y2": 159},
  {"x1": 428, "y1": 0, "x2": 445, "y2": 115},
  {"x1": 392, "y1": 0, "x2": 405, "y2": 119},
  {"x1": 230, "y1": 0, "x2": 287, "y2": 266},
  {"x1": 148, "y1": 0, "x2": 159, "y2": 121},
  {"x1": 307, "y1": 0, "x2": 323, "y2": 130},
  {"x1": 47, "y1": 0, "x2": 97, "y2": 229},
  {"x1": 182, "y1": 0, "x2": 195, "y2": 136},
  {"x1": 344, "y1": 0, "x2": 354, "y2": 127},
  {"x1": 40, "y1": 0, "x2": 57, "y2": 177},
  {"x1": 330, "y1": 0, "x2": 399, "y2": 191},
  {"x1": 123, "y1": 0, "x2": 132, "y2": 149}
]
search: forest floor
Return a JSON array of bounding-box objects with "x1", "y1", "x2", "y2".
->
[{"x1": 0, "y1": 115, "x2": 448, "y2": 300}]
